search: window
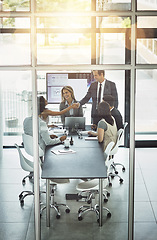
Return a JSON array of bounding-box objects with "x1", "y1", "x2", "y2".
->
[
  {"x1": 0, "y1": 34, "x2": 31, "y2": 66},
  {"x1": 1, "y1": 0, "x2": 30, "y2": 11}
]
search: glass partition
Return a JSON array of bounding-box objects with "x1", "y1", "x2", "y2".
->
[
  {"x1": 137, "y1": 38, "x2": 157, "y2": 64},
  {"x1": 0, "y1": 34, "x2": 31, "y2": 66},
  {"x1": 36, "y1": 0, "x2": 91, "y2": 12},
  {"x1": 37, "y1": 17, "x2": 91, "y2": 28},
  {"x1": 0, "y1": 18, "x2": 30, "y2": 28},
  {"x1": 137, "y1": 0, "x2": 157, "y2": 10},
  {"x1": 137, "y1": 17, "x2": 157, "y2": 29},
  {"x1": 136, "y1": 69, "x2": 157, "y2": 140},
  {"x1": 96, "y1": 0, "x2": 131, "y2": 11},
  {"x1": 37, "y1": 33, "x2": 91, "y2": 65},
  {"x1": 96, "y1": 16, "x2": 131, "y2": 28},
  {"x1": 96, "y1": 33, "x2": 125, "y2": 64},
  {"x1": 1, "y1": 71, "x2": 31, "y2": 145},
  {"x1": 1, "y1": 0, "x2": 30, "y2": 11}
]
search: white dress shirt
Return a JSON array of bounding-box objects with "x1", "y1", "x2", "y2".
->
[
  {"x1": 23, "y1": 116, "x2": 61, "y2": 151},
  {"x1": 65, "y1": 100, "x2": 74, "y2": 116},
  {"x1": 97, "y1": 79, "x2": 106, "y2": 104}
]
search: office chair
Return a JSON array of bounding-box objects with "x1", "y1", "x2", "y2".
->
[
  {"x1": 40, "y1": 179, "x2": 71, "y2": 219},
  {"x1": 22, "y1": 133, "x2": 44, "y2": 165},
  {"x1": 76, "y1": 141, "x2": 114, "y2": 223},
  {"x1": 22, "y1": 134, "x2": 70, "y2": 218},
  {"x1": 111, "y1": 122, "x2": 128, "y2": 173},
  {"x1": 107, "y1": 122, "x2": 128, "y2": 186},
  {"x1": 15, "y1": 143, "x2": 34, "y2": 204}
]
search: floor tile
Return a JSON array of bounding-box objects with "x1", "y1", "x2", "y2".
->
[
  {"x1": 134, "y1": 202, "x2": 156, "y2": 222},
  {"x1": 134, "y1": 222, "x2": 157, "y2": 240},
  {"x1": 0, "y1": 223, "x2": 28, "y2": 240}
]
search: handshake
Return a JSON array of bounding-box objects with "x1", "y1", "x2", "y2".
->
[{"x1": 71, "y1": 102, "x2": 80, "y2": 109}]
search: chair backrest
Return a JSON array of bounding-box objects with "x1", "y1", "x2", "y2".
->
[
  {"x1": 15, "y1": 143, "x2": 34, "y2": 172},
  {"x1": 104, "y1": 141, "x2": 115, "y2": 161},
  {"x1": 22, "y1": 133, "x2": 44, "y2": 157},
  {"x1": 110, "y1": 128, "x2": 124, "y2": 156},
  {"x1": 104, "y1": 141, "x2": 115, "y2": 169},
  {"x1": 123, "y1": 122, "x2": 128, "y2": 130}
]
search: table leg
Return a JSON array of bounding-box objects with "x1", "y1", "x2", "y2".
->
[
  {"x1": 99, "y1": 178, "x2": 103, "y2": 226},
  {"x1": 46, "y1": 179, "x2": 50, "y2": 227}
]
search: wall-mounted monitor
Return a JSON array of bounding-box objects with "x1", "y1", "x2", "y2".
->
[{"x1": 46, "y1": 72, "x2": 94, "y2": 103}]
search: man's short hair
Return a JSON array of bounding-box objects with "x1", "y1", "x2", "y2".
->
[
  {"x1": 93, "y1": 70, "x2": 105, "y2": 76},
  {"x1": 103, "y1": 95, "x2": 115, "y2": 107}
]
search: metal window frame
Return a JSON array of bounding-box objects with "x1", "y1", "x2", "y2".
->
[{"x1": 1, "y1": 1, "x2": 157, "y2": 240}]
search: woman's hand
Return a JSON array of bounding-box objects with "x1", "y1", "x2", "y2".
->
[
  {"x1": 88, "y1": 131, "x2": 98, "y2": 136},
  {"x1": 50, "y1": 134, "x2": 58, "y2": 139},
  {"x1": 48, "y1": 124, "x2": 58, "y2": 128},
  {"x1": 71, "y1": 103, "x2": 79, "y2": 109},
  {"x1": 60, "y1": 135, "x2": 67, "y2": 142}
]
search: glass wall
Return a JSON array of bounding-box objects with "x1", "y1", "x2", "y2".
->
[{"x1": 0, "y1": 0, "x2": 157, "y2": 240}]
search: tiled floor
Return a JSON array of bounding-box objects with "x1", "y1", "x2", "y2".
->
[{"x1": 0, "y1": 147, "x2": 157, "y2": 240}]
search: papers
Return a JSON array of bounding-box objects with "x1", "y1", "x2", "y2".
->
[
  {"x1": 52, "y1": 129, "x2": 65, "y2": 134},
  {"x1": 85, "y1": 136, "x2": 98, "y2": 141},
  {"x1": 79, "y1": 130, "x2": 96, "y2": 136},
  {"x1": 51, "y1": 149, "x2": 76, "y2": 155}
]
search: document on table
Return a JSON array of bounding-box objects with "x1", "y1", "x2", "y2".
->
[
  {"x1": 80, "y1": 130, "x2": 96, "y2": 136},
  {"x1": 85, "y1": 136, "x2": 98, "y2": 141},
  {"x1": 79, "y1": 130, "x2": 89, "y2": 136},
  {"x1": 51, "y1": 149, "x2": 76, "y2": 155},
  {"x1": 52, "y1": 129, "x2": 65, "y2": 134}
]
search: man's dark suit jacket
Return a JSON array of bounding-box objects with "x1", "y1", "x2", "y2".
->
[
  {"x1": 111, "y1": 107, "x2": 123, "y2": 130},
  {"x1": 79, "y1": 79, "x2": 118, "y2": 124}
]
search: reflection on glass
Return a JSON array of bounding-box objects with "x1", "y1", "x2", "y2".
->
[
  {"x1": 36, "y1": 0, "x2": 91, "y2": 12},
  {"x1": 137, "y1": 39, "x2": 157, "y2": 64},
  {"x1": 1, "y1": 71, "x2": 31, "y2": 136},
  {"x1": 136, "y1": 70, "x2": 157, "y2": 134},
  {"x1": 0, "y1": 34, "x2": 30, "y2": 65},
  {"x1": 96, "y1": 0, "x2": 131, "y2": 11},
  {"x1": 96, "y1": 33, "x2": 125, "y2": 64},
  {"x1": 137, "y1": 17, "x2": 157, "y2": 28},
  {"x1": 37, "y1": 17, "x2": 91, "y2": 28},
  {"x1": 2, "y1": 0, "x2": 30, "y2": 11},
  {"x1": 96, "y1": 16, "x2": 131, "y2": 28},
  {"x1": 0, "y1": 18, "x2": 30, "y2": 28},
  {"x1": 37, "y1": 33, "x2": 91, "y2": 65},
  {"x1": 137, "y1": 0, "x2": 157, "y2": 10}
]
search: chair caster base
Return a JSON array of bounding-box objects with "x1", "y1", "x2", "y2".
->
[{"x1": 78, "y1": 216, "x2": 83, "y2": 221}]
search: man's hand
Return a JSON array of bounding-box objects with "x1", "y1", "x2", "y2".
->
[
  {"x1": 60, "y1": 135, "x2": 67, "y2": 142},
  {"x1": 71, "y1": 103, "x2": 80, "y2": 109}
]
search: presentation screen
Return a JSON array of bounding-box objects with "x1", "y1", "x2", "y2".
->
[{"x1": 46, "y1": 72, "x2": 94, "y2": 103}]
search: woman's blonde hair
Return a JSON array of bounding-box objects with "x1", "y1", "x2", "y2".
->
[{"x1": 61, "y1": 86, "x2": 76, "y2": 102}]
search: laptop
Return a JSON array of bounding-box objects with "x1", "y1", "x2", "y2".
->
[{"x1": 65, "y1": 117, "x2": 85, "y2": 132}]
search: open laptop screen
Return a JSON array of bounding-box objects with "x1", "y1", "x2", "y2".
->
[{"x1": 65, "y1": 117, "x2": 85, "y2": 132}]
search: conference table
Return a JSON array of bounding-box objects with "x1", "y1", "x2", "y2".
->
[{"x1": 41, "y1": 134, "x2": 107, "y2": 227}]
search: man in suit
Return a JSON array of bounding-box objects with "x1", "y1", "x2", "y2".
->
[
  {"x1": 103, "y1": 95, "x2": 123, "y2": 130},
  {"x1": 76, "y1": 70, "x2": 118, "y2": 125}
]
